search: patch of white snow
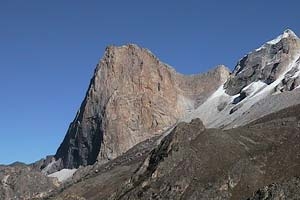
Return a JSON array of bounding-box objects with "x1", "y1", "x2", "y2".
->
[
  {"x1": 181, "y1": 50, "x2": 300, "y2": 129},
  {"x1": 48, "y1": 169, "x2": 77, "y2": 182},
  {"x1": 255, "y1": 29, "x2": 297, "y2": 52},
  {"x1": 2, "y1": 175, "x2": 9, "y2": 185},
  {"x1": 180, "y1": 85, "x2": 238, "y2": 125},
  {"x1": 267, "y1": 29, "x2": 293, "y2": 45},
  {"x1": 241, "y1": 81, "x2": 267, "y2": 97},
  {"x1": 291, "y1": 60, "x2": 300, "y2": 78},
  {"x1": 255, "y1": 45, "x2": 266, "y2": 52}
]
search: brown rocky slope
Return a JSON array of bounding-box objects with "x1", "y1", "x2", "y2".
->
[{"x1": 46, "y1": 103, "x2": 300, "y2": 200}]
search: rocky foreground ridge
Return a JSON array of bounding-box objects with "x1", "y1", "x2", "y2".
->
[
  {"x1": 47, "y1": 105, "x2": 300, "y2": 199},
  {"x1": 2, "y1": 29, "x2": 300, "y2": 199}
]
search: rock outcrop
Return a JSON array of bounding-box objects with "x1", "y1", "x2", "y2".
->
[
  {"x1": 0, "y1": 163, "x2": 59, "y2": 200},
  {"x1": 225, "y1": 29, "x2": 300, "y2": 95},
  {"x1": 183, "y1": 29, "x2": 300, "y2": 129},
  {"x1": 55, "y1": 44, "x2": 230, "y2": 169}
]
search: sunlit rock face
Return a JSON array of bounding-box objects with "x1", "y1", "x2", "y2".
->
[{"x1": 55, "y1": 44, "x2": 230, "y2": 169}]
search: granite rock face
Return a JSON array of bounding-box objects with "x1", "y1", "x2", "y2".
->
[
  {"x1": 225, "y1": 29, "x2": 300, "y2": 95},
  {"x1": 55, "y1": 44, "x2": 230, "y2": 169}
]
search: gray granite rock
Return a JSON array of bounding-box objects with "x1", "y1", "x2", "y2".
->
[{"x1": 225, "y1": 29, "x2": 300, "y2": 95}]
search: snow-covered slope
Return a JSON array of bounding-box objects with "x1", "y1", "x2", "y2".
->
[
  {"x1": 256, "y1": 29, "x2": 297, "y2": 51},
  {"x1": 48, "y1": 168, "x2": 77, "y2": 182},
  {"x1": 182, "y1": 29, "x2": 300, "y2": 129}
]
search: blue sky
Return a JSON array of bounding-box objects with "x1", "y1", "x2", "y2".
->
[{"x1": 0, "y1": 0, "x2": 300, "y2": 164}]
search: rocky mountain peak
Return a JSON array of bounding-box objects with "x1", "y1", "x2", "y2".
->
[
  {"x1": 279, "y1": 29, "x2": 298, "y2": 39},
  {"x1": 180, "y1": 29, "x2": 300, "y2": 130},
  {"x1": 213, "y1": 65, "x2": 231, "y2": 82},
  {"x1": 224, "y1": 29, "x2": 300, "y2": 95},
  {"x1": 54, "y1": 44, "x2": 228, "y2": 169},
  {"x1": 265, "y1": 29, "x2": 298, "y2": 45}
]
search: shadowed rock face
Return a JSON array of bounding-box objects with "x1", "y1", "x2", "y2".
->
[
  {"x1": 225, "y1": 29, "x2": 300, "y2": 95},
  {"x1": 55, "y1": 44, "x2": 230, "y2": 169}
]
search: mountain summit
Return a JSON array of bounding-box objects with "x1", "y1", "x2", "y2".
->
[
  {"x1": 225, "y1": 29, "x2": 300, "y2": 95},
  {"x1": 54, "y1": 44, "x2": 230, "y2": 169},
  {"x1": 182, "y1": 29, "x2": 300, "y2": 129}
]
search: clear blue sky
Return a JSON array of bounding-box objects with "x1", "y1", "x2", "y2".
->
[{"x1": 0, "y1": 0, "x2": 300, "y2": 164}]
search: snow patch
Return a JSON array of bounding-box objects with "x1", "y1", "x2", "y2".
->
[
  {"x1": 2, "y1": 175, "x2": 9, "y2": 185},
  {"x1": 180, "y1": 85, "x2": 237, "y2": 124},
  {"x1": 48, "y1": 169, "x2": 77, "y2": 182},
  {"x1": 255, "y1": 29, "x2": 297, "y2": 52},
  {"x1": 291, "y1": 60, "x2": 300, "y2": 78},
  {"x1": 267, "y1": 35, "x2": 284, "y2": 45},
  {"x1": 267, "y1": 29, "x2": 294, "y2": 45},
  {"x1": 255, "y1": 46, "x2": 265, "y2": 52},
  {"x1": 209, "y1": 85, "x2": 229, "y2": 99},
  {"x1": 241, "y1": 81, "x2": 267, "y2": 97},
  {"x1": 181, "y1": 50, "x2": 300, "y2": 128}
]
